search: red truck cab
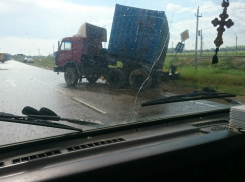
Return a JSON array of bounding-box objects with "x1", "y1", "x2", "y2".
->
[
  {"x1": 54, "y1": 36, "x2": 108, "y2": 85},
  {"x1": 56, "y1": 37, "x2": 102, "y2": 68},
  {"x1": 54, "y1": 22, "x2": 108, "y2": 86}
]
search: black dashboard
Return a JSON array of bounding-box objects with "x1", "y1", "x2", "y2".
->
[{"x1": 0, "y1": 109, "x2": 245, "y2": 181}]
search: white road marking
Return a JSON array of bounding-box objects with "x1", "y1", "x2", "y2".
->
[
  {"x1": 6, "y1": 80, "x2": 16, "y2": 87},
  {"x1": 13, "y1": 62, "x2": 107, "y2": 114},
  {"x1": 72, "y1": 97, "x2": 107, "y2": 114},
  {"x1": 30, "y1": 78, "x2": 107, "y2": 114},
  {"x1": 52, "y1": 88, "x2": 107, "y2": 114},
  {"x1": 16, "y1": 70, "x2": 47, "y2": 86},
  {"x1": 32, "y1": 78, "x2": 48, "y2": 85},
  {"x1": 53, "y1": 88, "x2": 67, "y2": 95}
]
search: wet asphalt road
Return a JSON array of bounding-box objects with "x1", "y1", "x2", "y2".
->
[{"x1": 0, "y1": 60, "x2": 230, "y2": 145}]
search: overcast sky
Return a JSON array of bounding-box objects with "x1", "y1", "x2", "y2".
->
[{"x1": 0, "y1": 0, "x2": 244, "y2": 56}]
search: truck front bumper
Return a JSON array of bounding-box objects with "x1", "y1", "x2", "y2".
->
[{"x1": 54, "y1": 66, "x2": 63, "y2": 72}]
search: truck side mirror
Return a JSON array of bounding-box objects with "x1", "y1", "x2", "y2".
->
[{"x1": 58, "y1": 41, "x2": 60, "y2": 51}]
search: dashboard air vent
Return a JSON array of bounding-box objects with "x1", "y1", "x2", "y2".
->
[
  {"x1": 12, "y1": 150, "x2": 61, "y2": 164},
  {"x1": 193, "y1": 120, "x2": 228, "y2": 127},
  {"x1": 211, "y1": 126, "x2": 229, "y2": 132},
  {"x1": 67, "y1": 138, "x2": 125, "y2": 152}
]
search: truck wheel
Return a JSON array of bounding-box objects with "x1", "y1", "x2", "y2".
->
[
  {"x1": 129, "y1": 69, "x2": 152, "y2": 90},
  {"x1": 106, "y1": 69, "x2": 125, "y2": 88},
  {"x1": 151, "y1": 75, "x2": 162, "y2": 88},
  {"x1": 64, "y1": 67, "x2": 78, "y2": 86}
]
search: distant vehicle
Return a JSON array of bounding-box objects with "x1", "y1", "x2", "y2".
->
[
  {"x1": 23, "y1": 57, "x2": 28, "y2": 63},
  {"x1": 0, "y1": 53, "x2": 4, "y2": 63},
  {"x1": 27, "y1": 58, "x2": 34, "y2": 63},
  {"x1": 0, "y1": 53, "x2": 11, "y2": 63},
  {"x1": 4, "y1": 53, "x2": 11, "y2": 61}
]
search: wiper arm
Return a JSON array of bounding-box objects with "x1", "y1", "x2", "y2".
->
[
  {"x1": 21, "y1": 106, "x2": 104, "y2": 126},
  {"x1": 142, "y1": 89, "x2": 236, "y2": 107},
  {"x1": 26, "y1": 115, "x2": 103, "y2": 126},
  {"x1": 0, "y1": 112, "x2": 83, "y2": 132},
  {"x1": 0, "y1": 106, "x2": 104, "y2": 132}
]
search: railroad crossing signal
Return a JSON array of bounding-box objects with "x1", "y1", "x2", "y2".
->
[
  {"x1": 180, "y1": 30, "x2": 189, "y2": 42},
  {"x1": 175, "y1": 42, "x2": 185, "y2": 53}
]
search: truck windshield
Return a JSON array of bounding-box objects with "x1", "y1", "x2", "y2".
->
[
  {"x1": 61, "y1": 42, "x2": 72, "y2": 50},
  {"x1": 0, "y1": 0, "x2": 244, "y2": 146}
]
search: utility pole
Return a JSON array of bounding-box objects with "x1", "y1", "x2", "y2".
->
[
  {"x1": 194, "y1": 6, "x2": 202, "y2": 69},
  {"x1": 200, "y1": 30, "x2": 203, "y2": 57},
  {"x1": 52, "y1": 45, "x2": 54, "y2": 54},
  {"x1": 38, "y1": 48, "x2": 40, "y2": 57},
  {"x1": 236, "y1": 34, "x2": 238, "y2": 55},
  {"x1": 172, "y1": 41, "x2": 173, "y2": 55}
]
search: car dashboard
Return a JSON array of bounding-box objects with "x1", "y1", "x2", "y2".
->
[{"x1": 0, "y1": 109, "x2": 245, "y2": 181}]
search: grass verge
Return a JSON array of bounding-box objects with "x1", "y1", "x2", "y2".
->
[
  {"x1": 164, "y1": 55, "x2": 245, "y2": 96},
  {"x1": 12, "y1": 56, "x2": 55, "y2": 70}
]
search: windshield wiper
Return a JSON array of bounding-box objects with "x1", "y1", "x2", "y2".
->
[
  {"x1": 21, "y1": 106, "x2": 104, "y2": 126},
  {"x1": 0, "y1": 106, "x2": 103, "y2": 132},
  {"x1": 0, "y1": 112, "x2": 83, "y2": 132},
  {"x1": 141, "y1": 88, "x2": 236, "y2": 107}
]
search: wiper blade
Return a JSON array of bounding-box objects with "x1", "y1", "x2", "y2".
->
[
  {"x1": 141, "y1": 89, "x2": 236, "y2": 107},
  {"x1": 0, "y1": 112, "x2": 83, "y2": 132},
  {"x1": 27, "y1": 115, "x2": 103, "y2": 126},
  {"x1": 22, "y1": 106, "x2": 104, "y2": 126}
]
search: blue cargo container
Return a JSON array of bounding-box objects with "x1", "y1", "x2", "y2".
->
[{"x1": 108, "y1": 4, "x2": 169, "y2": 69}]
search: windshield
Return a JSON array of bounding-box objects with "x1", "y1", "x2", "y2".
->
[{"x1": 0, "y1": 0, "x2": 244, "y2": 146}]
